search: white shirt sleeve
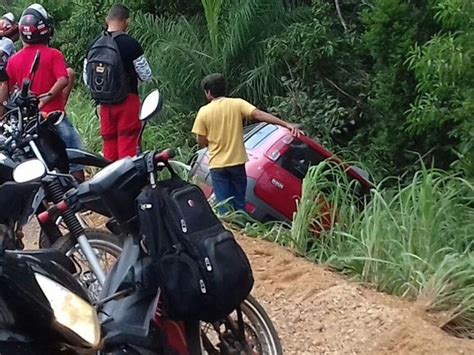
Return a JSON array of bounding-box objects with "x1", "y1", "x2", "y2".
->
[{"x1": 133, "y1": 55, "x2": 153, "y2": 82}]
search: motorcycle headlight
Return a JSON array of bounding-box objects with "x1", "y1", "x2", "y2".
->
[{"x1": 34, "y1": 273, "x2": 101, "y2": 348}]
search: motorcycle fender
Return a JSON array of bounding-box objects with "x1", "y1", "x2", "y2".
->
[
  {"x1": 101, "y1": 266, "x2": 160, "y2": 350},
  {"x1": 66, "y1": 148, "x2": 110, "y2": 169}
]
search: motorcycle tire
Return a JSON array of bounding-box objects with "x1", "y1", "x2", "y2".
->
[
  {"x1": 201, "y1": 295, "x2": 282, "y2": 355},
  {"x1": 51, "y1": 228, "x2": 123, "y2": 300}
]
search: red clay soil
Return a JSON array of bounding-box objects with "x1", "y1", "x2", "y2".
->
[{"x1": 237, "y1": 236, "x2": 474, "y2": 354}]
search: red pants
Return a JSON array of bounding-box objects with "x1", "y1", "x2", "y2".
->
[{"x1": 99, "y1": 94, "x2": 141, "y2": 161}]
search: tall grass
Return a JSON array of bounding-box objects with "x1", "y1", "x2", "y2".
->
[{"x1": 245, "y1": 161, "x2": 474, "y2": 336}]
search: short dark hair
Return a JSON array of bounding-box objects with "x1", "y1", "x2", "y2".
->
[
  {"x1": 201, "y1": 73, "x2": 226, "y2": 97},
  {"x1": 107, "y1": 4, "x2": 130, "y2": 21}
]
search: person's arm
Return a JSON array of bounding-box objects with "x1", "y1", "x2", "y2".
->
[
  {"x1": 39, "y1": 76, "x2": 68, "y2": 110},
  {"x1": 133, "y1": 54, "x2": 152, "y2": 83},
  {"x1": 192, "y1": 109, "x2": 208, "y2": 147},
  {"x1": 82, "y1": 58, "x2": 88, "y2": 86},
  {"x1": 0, "y1": 81, "x2": 8, "y2": 117},
  {"x1": 251, "y1": 109, "x2": 302, "y2": 137},
  {"x1": 63, "y1": 67, "x2": 75, "y2": 104},
  {"x1": 39, "y1": 50, "x2": 69, "y2": 110},
  {"x1": 196, "y1": 135, "x2": 209, "y2": 148},
  {"x1": 130, "y1": 38, "x2": 152, "y2": 83}
]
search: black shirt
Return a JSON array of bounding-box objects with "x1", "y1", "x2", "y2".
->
[{"x1": 113, "y1": 32, "x2": 144, "y2": 94}]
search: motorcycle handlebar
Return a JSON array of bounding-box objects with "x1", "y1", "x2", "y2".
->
[
  {"x1": 154, "y1": 148, "x2": 175, "y2": 163},
  {"x1": 20, "y1": 79, "x2": 30, "y2": 98},
  {"x1": 37, "y1": 200, "x2": 69, "y2": 225},
  {"x1": 38, "y1": 149, "x2": 177, "y2": 224}
]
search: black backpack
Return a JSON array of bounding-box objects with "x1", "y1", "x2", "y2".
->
[
  {"x1": 85, "y1": 31, "x2": 128, "y2": 104},
  {"x1": 137, "y1": 169, "x2": 254, "y2": 322}
]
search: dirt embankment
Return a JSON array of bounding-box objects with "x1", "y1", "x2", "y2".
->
[{"x1": 238, "y1": 236, "x2": 474, "y2": 354}]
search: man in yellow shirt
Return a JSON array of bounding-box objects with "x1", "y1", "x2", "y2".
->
[{"x1": 192, "y1": 73, "x2": 300, "y2": 212}]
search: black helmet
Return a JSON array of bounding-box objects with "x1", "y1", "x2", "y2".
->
[{"x1": 19, "y1": 4, "x2": 53, "y2": 44}]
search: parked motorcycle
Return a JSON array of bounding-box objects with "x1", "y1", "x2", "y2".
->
[
  {"x1": 0, "y1": 222, "x2": 101, "y2": 354},
  {"x1": 36, "y1": 89, "x2": 282, "y2": 354},
  {"x1": 0, "y1": 52, "x2": 121, "y2": 296}
]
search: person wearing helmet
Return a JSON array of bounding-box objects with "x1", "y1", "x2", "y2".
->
[
  {"x1": 3, "y1": 4, "x2": 85, "y2": 181},
  {"x1": 0, "y1": 12, "x2": 19, "y2": 115},
  {"x1": 0, "y1": 12, "x2": 19, "y2": 42}
]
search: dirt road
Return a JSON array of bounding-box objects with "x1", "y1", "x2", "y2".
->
[
  {"x1": 24, "y1": 221, "x2": 474, "y2": 354},
  {"x1": 238, "y1": 236, "x2": 474, "y2": 354}
]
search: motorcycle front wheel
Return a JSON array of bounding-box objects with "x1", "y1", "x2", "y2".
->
[
  {"x1": 52, "y1": 229, "x2": 122, "y2": 301},
  {"x1": 201, "y1": 295, "x2": 282, "y2": 355}
]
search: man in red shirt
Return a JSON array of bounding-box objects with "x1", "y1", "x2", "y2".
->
[
  {"x1": 2, "y1": 4, "x2": 85, "y2": 181},
  {"x1": 6, "y1": 8, "x2": 68, "y2": 112}
]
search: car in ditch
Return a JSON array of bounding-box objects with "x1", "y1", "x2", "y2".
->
[{"x1": 189, "y1": 123, "x2": 372, "y2": 224}]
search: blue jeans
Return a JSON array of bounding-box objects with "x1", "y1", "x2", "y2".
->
[
  {"x1": 55, "y1": 116, "x2": 84, "y2": 173},
  {"x1": 210, "y1": 164, "x2": 247, "y2": 213}
]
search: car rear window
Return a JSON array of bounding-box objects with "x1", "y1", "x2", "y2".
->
[
  {"x1": 244, "y1": 124, "x2": 278, "y2": 150},
  {"x1": 278, "y1": 140, "x2": 325, "y2": 180}
]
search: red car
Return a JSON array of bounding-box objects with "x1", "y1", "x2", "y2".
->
[{"x1": 189, "y1": 123, "x2": 372, "y2": 223}]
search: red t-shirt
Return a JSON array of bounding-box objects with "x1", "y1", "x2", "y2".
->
[{"x1": 6, "y1": 44, "x2": 68, "y2": 113}]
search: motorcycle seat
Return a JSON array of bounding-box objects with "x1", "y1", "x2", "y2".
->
[
  {"x1": 66, "y1": 148, "x2": 110, "y2": 168},
  {"x1": 5, "y1": 248, "x2": 76, "y2": 274}
]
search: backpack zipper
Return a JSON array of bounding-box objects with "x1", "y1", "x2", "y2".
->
[
  {"x1": 204, "y1": 257, "x2": 212, "y2": 272},
  {"x1": 199, "y1": 279, "x2": 207, "y2": 294}
]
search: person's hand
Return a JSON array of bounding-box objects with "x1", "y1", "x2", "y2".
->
[
  {"x1": 286, "y1": 123, "x2": 304, "y2": 137},
  {"x1": 38, "y1": 95, "x2": 49, "y2": 110}
]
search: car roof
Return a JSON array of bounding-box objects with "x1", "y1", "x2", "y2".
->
[{"x1": 245, "y1": 123, "x2": 373, "y2": 189}]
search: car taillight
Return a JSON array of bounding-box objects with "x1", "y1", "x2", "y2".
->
[{"x1": 245, "y1": 202, "x2": 256, "y2": 214}]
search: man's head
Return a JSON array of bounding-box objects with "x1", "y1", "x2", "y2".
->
[
  {"x1": 106, "y1": 4, "x2": 130, "y2": 32},
  {"x1": 201, "y1": 73, "x2": 226, "y2": 101}
]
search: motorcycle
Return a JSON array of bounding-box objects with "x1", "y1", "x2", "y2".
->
[
  {"x1": 35, "y1": 89, "x2": 282, "y2": 354},
  {"x1": 0, "y1": 52, "x2": 121, "y2": 296},
  {"x1": 0, "y1": 220, "x2": 101, "y2": 354}
]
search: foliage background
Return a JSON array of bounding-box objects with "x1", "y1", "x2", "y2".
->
[
  {"x1": 1, "y1": 0, "x2": 473, "y2": 337},
  {"x1": 0, "y1": 0, "x2": 472, "y2": 179}
]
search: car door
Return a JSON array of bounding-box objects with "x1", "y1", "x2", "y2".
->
[{"x1": 255, "y1": 135, "x2": 326, "y2": 220}]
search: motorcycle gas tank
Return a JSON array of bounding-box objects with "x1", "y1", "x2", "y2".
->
[{"x1": 78, "y1": 156, "x2": 146, "y2": 223}]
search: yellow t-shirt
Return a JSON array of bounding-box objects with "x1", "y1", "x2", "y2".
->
[{"x1": 192, "y1": 98, "x2": 256, "y2": 169}]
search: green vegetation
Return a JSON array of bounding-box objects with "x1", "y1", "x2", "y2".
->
[
  {"x1": 243, "y1": 164, "x2": 474, "y2": 336},
  {"x1": 1, "y1": 0, "x2": 472, "y2": 179},
  {"x1": 2, "y1": 0, "x2": 473, "y2": 337}
]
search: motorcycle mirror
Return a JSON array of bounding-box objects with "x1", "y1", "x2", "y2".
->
[
  {"x1": 139, "y1": 90, "x2": 163, "y2": 122},
  {"x1": 13, "y1": 159, "x2": 46, "y2": 183}
]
